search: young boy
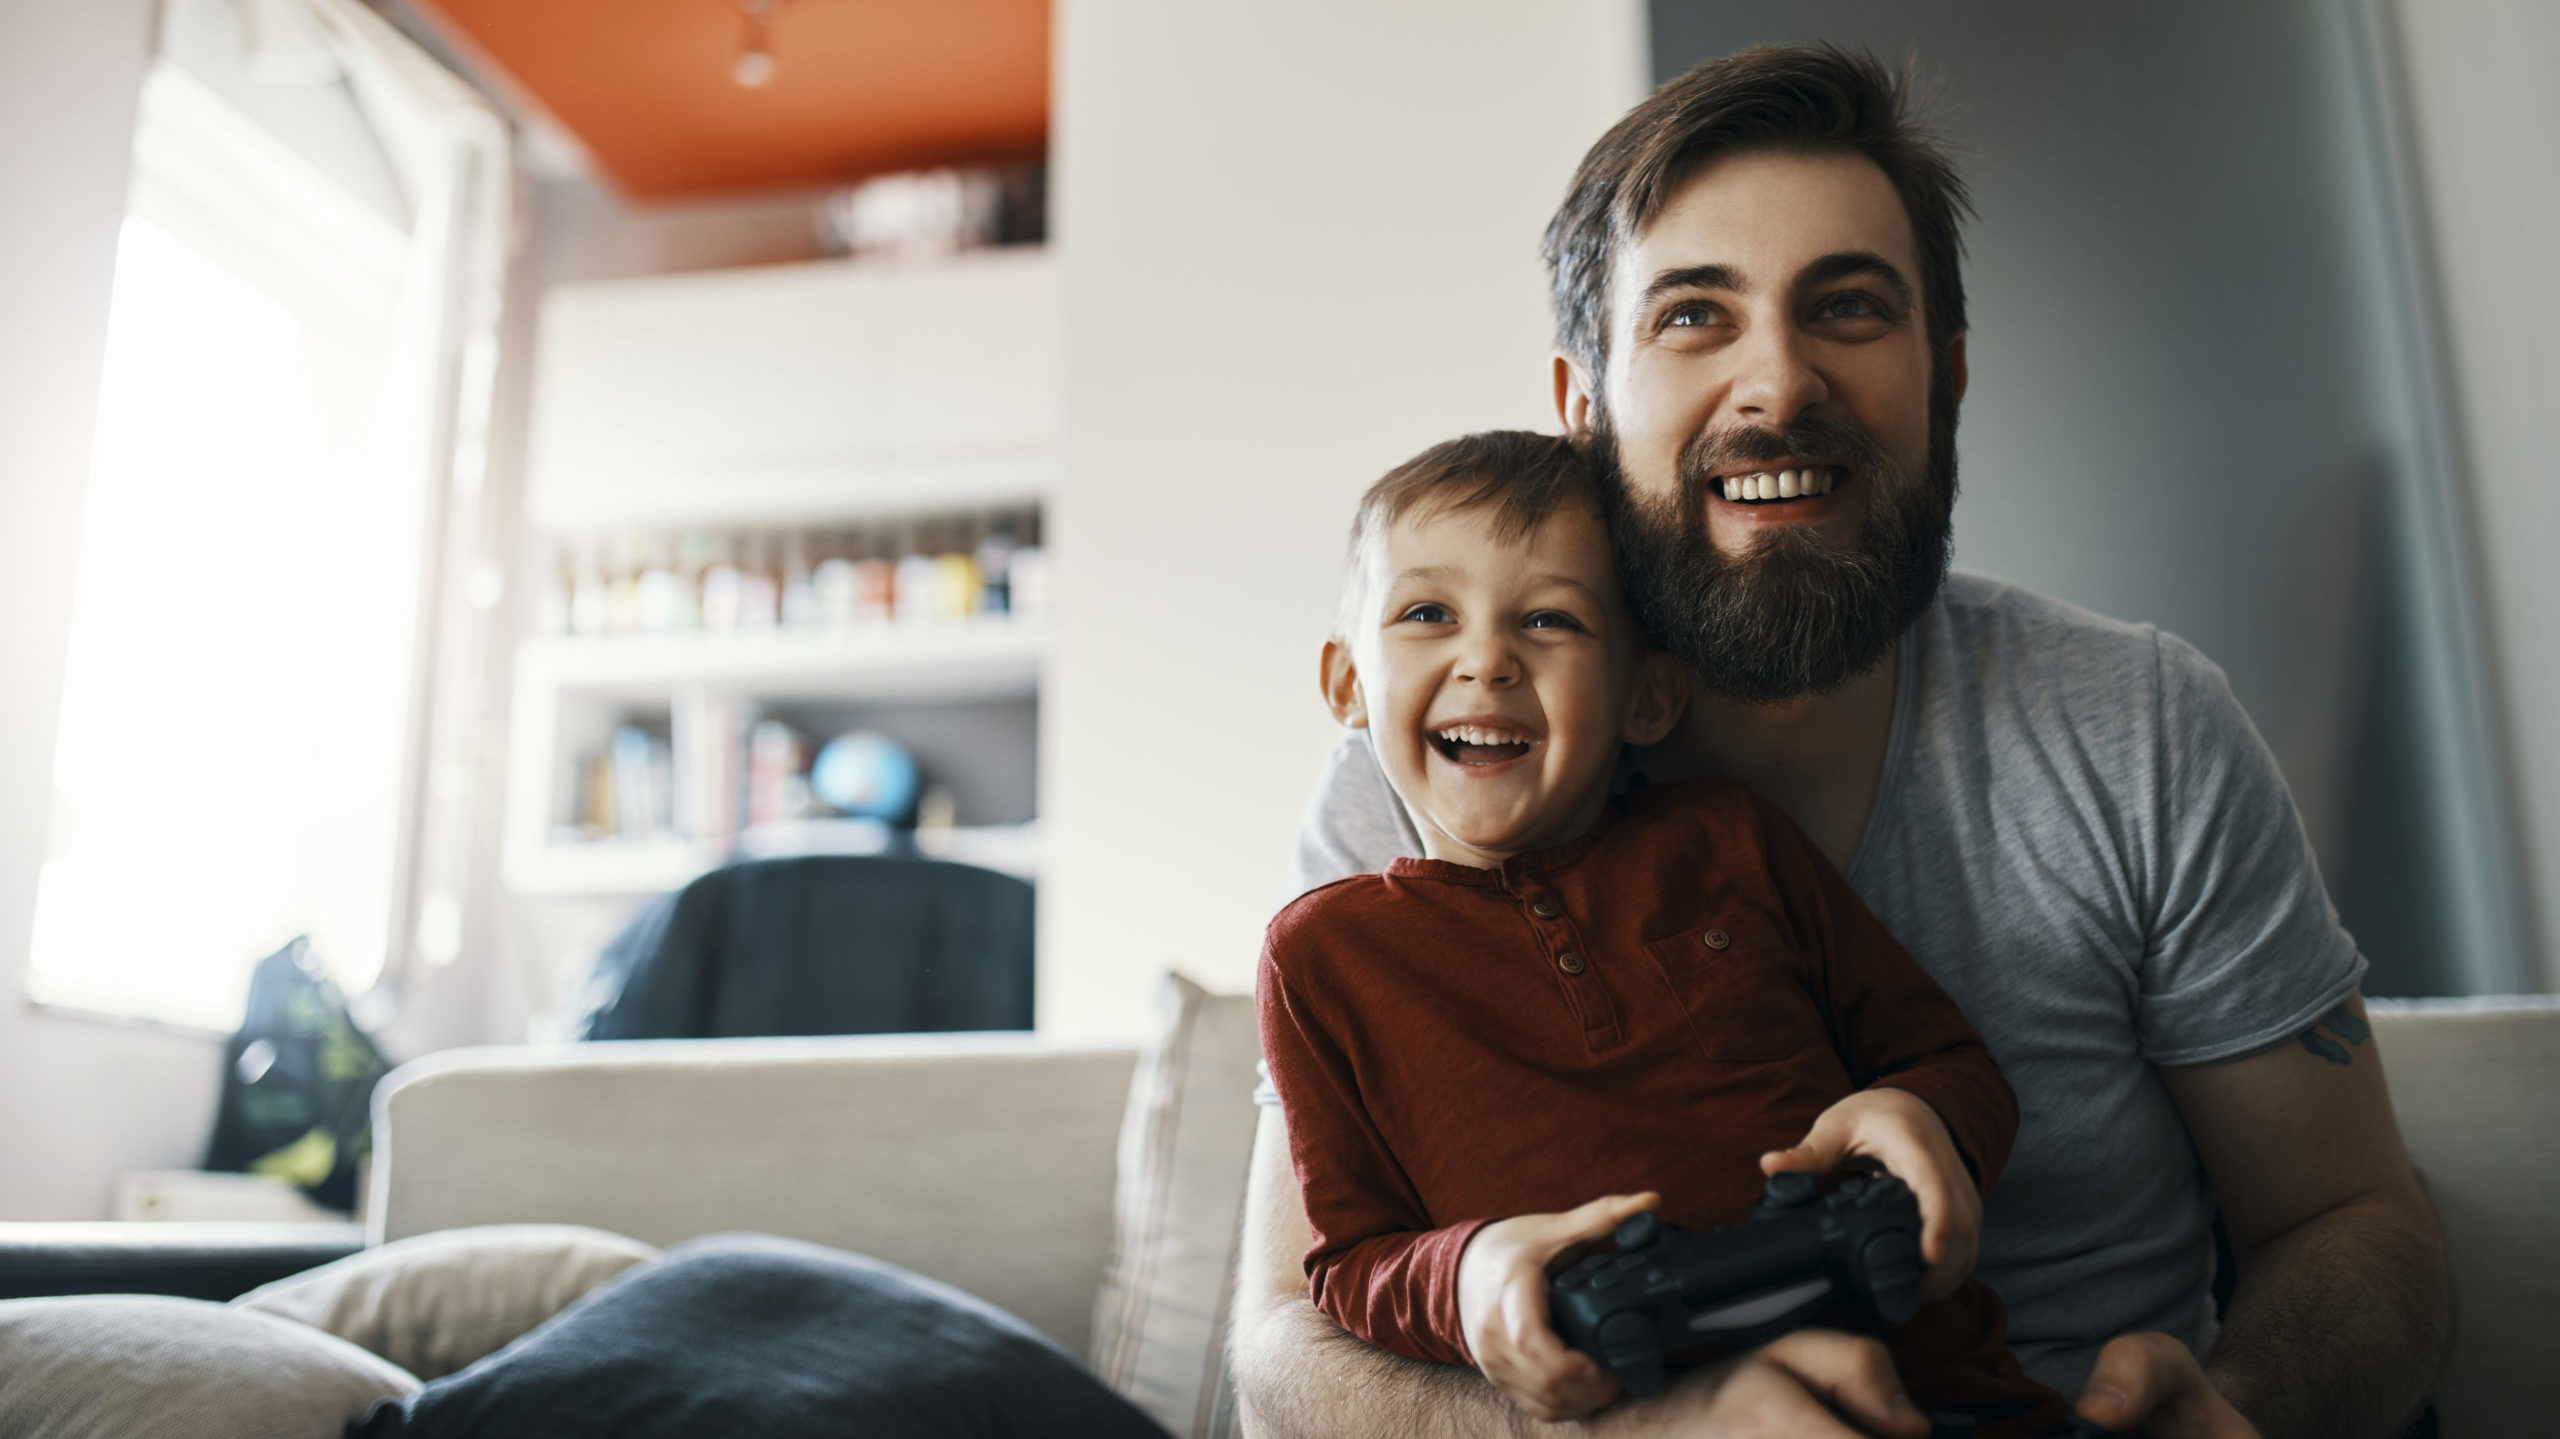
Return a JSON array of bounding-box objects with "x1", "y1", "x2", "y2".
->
[{"x1": 1257, "y1": 431, "x2": 2072, "y2": 1434}]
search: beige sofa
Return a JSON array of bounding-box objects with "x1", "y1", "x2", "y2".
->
[
  {"x1": 7, "y1": 989, "x2": 2546, "y2": 1436},
  {"x1": 364, "y1": 995, "x2": 2560, "y2": 1437}
]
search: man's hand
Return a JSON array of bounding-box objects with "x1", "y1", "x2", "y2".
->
[
  {"x1": 1760, "y1": 1087, "x2": 1980, "y2": 1299},
  {"x1": 1456, "y1": 1192, "x2": 1657, "y2": 1420},
  {"x1": 2074, "y1": 1332, "x2": 2262, "y2": 1439},
  {"x1": 1630, "y1": 1330, "x2": 1935, "y2": 1439}
]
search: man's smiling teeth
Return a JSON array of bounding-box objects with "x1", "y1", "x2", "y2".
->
[{"x1": 1720, "y1": 467, "x2": 1837, "y2": 502}]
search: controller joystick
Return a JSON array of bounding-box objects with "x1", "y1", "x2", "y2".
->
[
  {"x1": 1613, "y1": 1210, "x2": 1660, "y2": 1252},
  {"x1": 1758, "y1": 1171, "x2": 1819, "y2": 1209},
  {"x1": 1548, "y1": 1172, "x2": 1928, "y2": 1398}
]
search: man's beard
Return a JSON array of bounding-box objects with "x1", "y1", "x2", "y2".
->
[{"x1": 1593, "y1": 391, "x2": 1956, "y2": 706}]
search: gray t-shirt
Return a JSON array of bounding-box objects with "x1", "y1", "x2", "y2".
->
[{"x1": 1283, "y1": 572, "x2": 2366, "y2": 1398}]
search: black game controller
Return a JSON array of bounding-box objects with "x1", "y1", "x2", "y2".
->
[{"x1": 1547, "y1": 1171, "x2": 1926, "y2": 1398}]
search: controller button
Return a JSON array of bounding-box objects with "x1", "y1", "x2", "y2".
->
[
  {"x1": 1614, "y1": 1253, "x2": 1647, "y2": 1270},
  {"x1": 1763, "y1": 1172, "x2": 1817, "y2": 1208},
  {"x1": 1702, "y1": 929, "x2": 1731, "y2": 950},
  {"x1": 1592, "y1": 1269, "x2": 1627, "y2": 1290}
]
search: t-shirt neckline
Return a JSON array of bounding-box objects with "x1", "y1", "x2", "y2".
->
[{"x1": 1844, "y1": 605, "x2": 1931, "y2": 889}]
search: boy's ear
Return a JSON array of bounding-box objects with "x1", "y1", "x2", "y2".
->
[
  {"x1": 1321, "y1": 638, "x2": 1369, "y2": 729},
  {"x1": 1623, "y1": 651, "x2": 1690, "y2": 747}
]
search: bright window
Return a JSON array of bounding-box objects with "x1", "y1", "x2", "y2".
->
[{"x1": 28, "y1": 63, "x2": 430, "y2": 1030}]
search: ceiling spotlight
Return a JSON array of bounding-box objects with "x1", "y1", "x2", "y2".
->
[{"x1": 734, "y1": 0, "x2": 778, "y2": 89}]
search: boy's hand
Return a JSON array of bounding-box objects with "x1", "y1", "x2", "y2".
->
[
  {"x1": 1456, "y1": 1191, "x2": 1659, "y2": 1421},
  {"x1": 1761, "y1": 1088, "x2": 1979, "y2": 1301}
]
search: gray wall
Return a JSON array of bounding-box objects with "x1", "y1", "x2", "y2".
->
[{"x1": 1649, "y1": 1, "x2": 2527, "y2": 996}]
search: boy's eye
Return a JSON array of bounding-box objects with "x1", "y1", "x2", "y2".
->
[
  {"x1": 1523, "y1": 610, "x2": 1587, "y2": 632},
  {"x1": 1396, "y1": 602, "x2": 1453, "y2": 625}
]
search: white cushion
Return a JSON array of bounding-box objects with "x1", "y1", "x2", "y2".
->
[
  {"x1": 1088, "y1": 973, "x2": 1264, "y2": 1439},
  {"x1": 0, "y1": 1294, "x2": 417, "y2": 1439},
  {"x1": 235, "y1": 1223, "x2": 659, "y2": 1379}
]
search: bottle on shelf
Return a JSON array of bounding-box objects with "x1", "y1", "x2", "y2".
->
[
  {"x1": 975, "y1": 518, "x2": 1017, "y2": 617},
  {"x1": 812, "y1": 532, "x2": 859, "y2": 629},
  {"x1": 700, "y1": 533, "x2": 744, "y2": 631},
  {"x1": 929, "y1": 522, "x2": 979, "y2": 625},
  {"x1": 779, "y1": 531, "x2": 817, "y2": 629},
  {"x1": 736, "y1": 531, "x2": 781, "y2": 630},
  {"x1": 605, "y1": 531, "x2": 644, "y2": 634},
  {"x1": 893, "y1": 524, "x2": 938, "y2": 629}
]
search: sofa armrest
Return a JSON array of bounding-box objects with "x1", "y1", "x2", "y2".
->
[
  {"x1": 0, "y1": 1221, "x2": 363, "y2": 1301},
  {"x1": 2368, "y1": 996, "x2": 2560, "y2": 1437},
  {"x1": 369, "y1": 1032, "x2": 1141, "y2": 1354}
]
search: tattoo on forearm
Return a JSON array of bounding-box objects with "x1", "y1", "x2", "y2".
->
[{"x1": 2297, "y1": 1002, "x2": 2371, "y2": 1066}]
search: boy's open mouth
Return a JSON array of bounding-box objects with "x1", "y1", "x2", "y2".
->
[
  {"x1": 1430, "y1": 724, "x2": 1535, "y2": 766},
  {"x1": 1717, "y1": 465, "x2": 1842, "y2": 505}
]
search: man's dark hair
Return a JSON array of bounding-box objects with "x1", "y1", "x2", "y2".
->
[
  {"x1": 1541, "y1": 43, "x2": 1972, "y2": 380},
  {"x1": 1336, "y1": 430, "x2": 1604, "y2": 639}
]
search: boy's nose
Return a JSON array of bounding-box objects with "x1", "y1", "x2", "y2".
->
[{"x1": 1454, "y1": 634, "x2": 1522, "y2": 687}]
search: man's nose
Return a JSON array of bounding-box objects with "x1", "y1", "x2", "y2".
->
[{"x1": 1725, "y1": 319, "x2": 1828, "y2": 428}]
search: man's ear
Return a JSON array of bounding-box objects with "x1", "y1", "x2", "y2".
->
[
  {"x1": 1320, "y1": 638, "x2": 1368, "y2": 729},
  {"x1": 1622, "y1": 651, "x2": 1690, "y2": 747},
  {"x1": 1553, "y1": 350, "x2": 1597, "y2": 438},
  {"x1": 1948, "y1": 331, "x2": 1969, "y2": 407}
]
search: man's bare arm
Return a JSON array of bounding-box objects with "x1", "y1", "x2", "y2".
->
[
  {"x1": 1228, "y1": 1106, "x2": 1929, "y2": 1439},
  {"x1": 1232, "y1": 1104, "x2": 1555, "y2": 1439},
  {"x1": 2158, "y1": 992, "x2": 2451, "y2": 1439}
]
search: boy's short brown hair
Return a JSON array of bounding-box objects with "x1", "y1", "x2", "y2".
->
[{"x1": 1335, "y1": 430, "x2": 1605, "y2": 640}]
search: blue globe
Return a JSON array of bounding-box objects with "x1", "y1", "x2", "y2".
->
[{"x1": 810, "y1": 731, "x2": 922, "y2": 822}]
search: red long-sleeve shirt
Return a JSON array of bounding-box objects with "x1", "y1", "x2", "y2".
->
[{"x1": 1258, "y1": 778, "x2": 2062, "y2": 1424}]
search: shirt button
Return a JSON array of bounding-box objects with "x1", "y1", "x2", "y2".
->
[
  {"x1": 1703, "y1": 929, "x2": 1731, "y2": 950},
  {"x1": 1557, "y1": 953, "x2": 1586, "y2": 974},
  {"x1": 1532, "y1": 902, "x2": 1560, "y2": 919}
]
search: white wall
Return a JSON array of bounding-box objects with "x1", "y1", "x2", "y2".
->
[
  {"x1": 0, "y1": 0, "x2": 229, "y2": 1220},
  {"x1": 1041, "y1": 0, "x2": 1647, "y2": 1036},
  {"x1": 2393, "y1": 0, "x2": 2560, "y2": 992}
]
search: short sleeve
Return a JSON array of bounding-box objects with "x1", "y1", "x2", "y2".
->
[
  {"x1": 1285, "y1": 732, "x2": 1425, "y2": 900},
  {"x1": 2136, "y1": 632, "x2": 2368, "y2": 1065}
]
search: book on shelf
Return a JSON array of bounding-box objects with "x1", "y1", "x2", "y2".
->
[{"x1": 570, "y1": 698, "x2": 818, "y2": 848}]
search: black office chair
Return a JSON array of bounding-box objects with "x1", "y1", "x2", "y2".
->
[{"x1": 575, "y1": 854, "x2": 1035, "y2": 1040}]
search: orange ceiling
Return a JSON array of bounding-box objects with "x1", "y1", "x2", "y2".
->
[{"x1": 411, "y1": 0, "x2": 1049, "y2": 203}]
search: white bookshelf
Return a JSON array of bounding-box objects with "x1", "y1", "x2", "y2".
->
[{"x1": 502, "y1": 248, "x2": 1056, "y2": 899}]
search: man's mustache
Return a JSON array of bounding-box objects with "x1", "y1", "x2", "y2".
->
[
  {"x1": 1676, "y1": 415, "x2": 1891, "y2": 488},
  {"x1": 1670, "y1": 416, "x2": 1892, "y2": 529}
]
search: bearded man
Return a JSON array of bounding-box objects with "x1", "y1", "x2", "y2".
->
[{"x1": 1231, "y1": 44, "x2": 2450, "y2": 1439}]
